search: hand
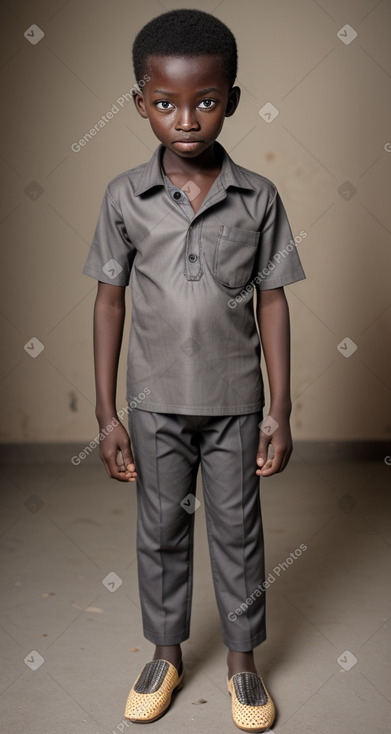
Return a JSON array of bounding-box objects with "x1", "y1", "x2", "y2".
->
[
  {"x1": 98, "y1": 420, "x2": 138, "y2": 482},
  {"x1": 256, "y1": 412, "x2": 292, "y2": 477}
]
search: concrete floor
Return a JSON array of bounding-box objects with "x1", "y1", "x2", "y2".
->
[{"x1": 0, "y1": 447, "x2": 390, "y2": 733}]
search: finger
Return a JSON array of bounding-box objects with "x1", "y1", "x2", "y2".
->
[
  {"x1": 116, "y1": 450, "x2": 130, "y2": 472},
  {"x1": 116, "y1": 455, "x2": 126, "y2": 472},
  {"x1": 258, "y1": 446, "x2": 286, "y2": 476},
  {"x1": 112, "y1": 466, "x2": 138, "y2": 482},
  {"x1": 256, "y1": 457, "x2": 273, "y2": 475},
  {"x1": 103, "y1": 455, "x2": 137, "y2": 482},
  {"x1": 118, "y1": 447, "x2": 136, "y2": 473},
  {"x1": 256, "y1": 433, "x2": 270, "y2": 469}
]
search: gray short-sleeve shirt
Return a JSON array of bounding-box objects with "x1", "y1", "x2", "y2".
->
[{"x1": 83, "y1": 142, "x2": 306, "y2": 415}]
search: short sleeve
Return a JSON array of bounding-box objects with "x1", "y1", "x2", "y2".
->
[
  {"x1": 252, "y1": 189, "x2": 306, "y2": 290},
  {"x1": 82, "y1": 185, "x2": 136, "y2": 286}
]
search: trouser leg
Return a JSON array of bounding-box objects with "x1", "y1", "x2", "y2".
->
[
  {"x1": 199, "y1": 412, "x2": 266, "y2": 651},
  {"x1": 128, "y1": 409, "x2": 200, "y2": 645}
]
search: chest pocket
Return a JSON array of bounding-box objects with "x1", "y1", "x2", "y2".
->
[{"x1": 213, "y1": 225, "x2": 260, "y2": 288}]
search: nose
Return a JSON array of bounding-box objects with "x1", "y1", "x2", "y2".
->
[{"x1": 175, "y1": 106, "x2": 200, "y2": 131}]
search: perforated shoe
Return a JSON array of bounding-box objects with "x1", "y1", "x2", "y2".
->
[
  {"x1": 124, "y1": 658, "x2": 184, "y2": 723},
  {"x1": 227, "y1": 671, "x2": 275, "y2": 731}
]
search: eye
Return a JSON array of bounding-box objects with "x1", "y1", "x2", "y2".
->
[
  {"x1": 155, "y1": 100, "x2": 174, "y2": 110},
  {"x1": 198, "y1": 99, "x2": 216, "y2": 109}
]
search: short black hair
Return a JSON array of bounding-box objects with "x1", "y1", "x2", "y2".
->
[{"x1": 132, "y1": 9, "x2": 238, "y2": 89}]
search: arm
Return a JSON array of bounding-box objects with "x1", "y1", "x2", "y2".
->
[
  {"x1": 255, "y1": 286, "x2": 292, "y2": 477},
  {"x1": 93, "y1": 281, "x2": 137, "y2": 482}
]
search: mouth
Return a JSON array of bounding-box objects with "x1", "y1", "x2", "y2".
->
[{"x1": 172, "y1": 140, "x2": 203, "y2": 150}]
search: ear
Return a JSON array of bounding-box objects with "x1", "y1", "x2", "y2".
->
[
  {"x1": 133, "y1": 91, "x2": 149, "y2": 119},
  {"x1": 225, "y1": 86, "x2": 241, "y2": 118}
]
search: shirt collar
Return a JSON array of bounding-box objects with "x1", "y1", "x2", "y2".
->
[{"x1": 133, "y1": 142, "x2": 256, "y2": 196}]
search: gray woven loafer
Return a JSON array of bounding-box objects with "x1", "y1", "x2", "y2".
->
[
  {"x1": 227, "y1": 671, "x2": 275, "y2": 731},
  {"x1": 124, "y1": 658, "x2": 184, "y2": 722}
]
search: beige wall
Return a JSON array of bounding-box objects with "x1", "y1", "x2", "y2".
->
[{"x1": 0, "y1": 0, "x2": 390, "y2": 442}]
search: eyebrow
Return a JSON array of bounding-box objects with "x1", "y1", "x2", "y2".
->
[{"x1": 153, "y1": 87, "x2": 221, "y2": 95}]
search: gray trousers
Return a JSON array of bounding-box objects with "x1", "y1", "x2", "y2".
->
[{"x1": 128, "y1": 408, "x2": 266, "y2": 652}]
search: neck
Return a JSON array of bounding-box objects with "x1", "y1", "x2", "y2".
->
[{"x1": 162, "y1": 142, "x2": 221, "y2": 177}]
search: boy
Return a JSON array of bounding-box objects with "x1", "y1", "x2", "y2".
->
[{"x1": 82, "y1": 9, "x2": 305, "y2": 732}]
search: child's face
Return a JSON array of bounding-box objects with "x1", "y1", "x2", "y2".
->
[{"x1": 134, "y1": 55, "x2": 240, "y2": 159}]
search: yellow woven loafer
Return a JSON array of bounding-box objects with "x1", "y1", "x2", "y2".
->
[
  {"x1": 124, "y1": 658, "x2": 184, "y2": 723},
  {"x1": 227, "y1": 671, "x2": 275, "y2": 732}
]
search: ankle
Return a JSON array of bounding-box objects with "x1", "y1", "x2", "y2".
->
[
  {"x1": 227, "y1": 649, "x2": 254, "y2": 660},
  {"x1": 226, "y1": 649, "x2": 257, "y2": 678},
  {"x1": 153, "y1": 644, "x2": 182, "y2": 672}
]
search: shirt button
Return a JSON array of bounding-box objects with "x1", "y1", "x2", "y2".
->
[
  {"x1": 173, "y1": 191, "x2": 182, "y2": 200},
  {"x1": 189, "y1": 253, "x2": 198, "y2": 263}
]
